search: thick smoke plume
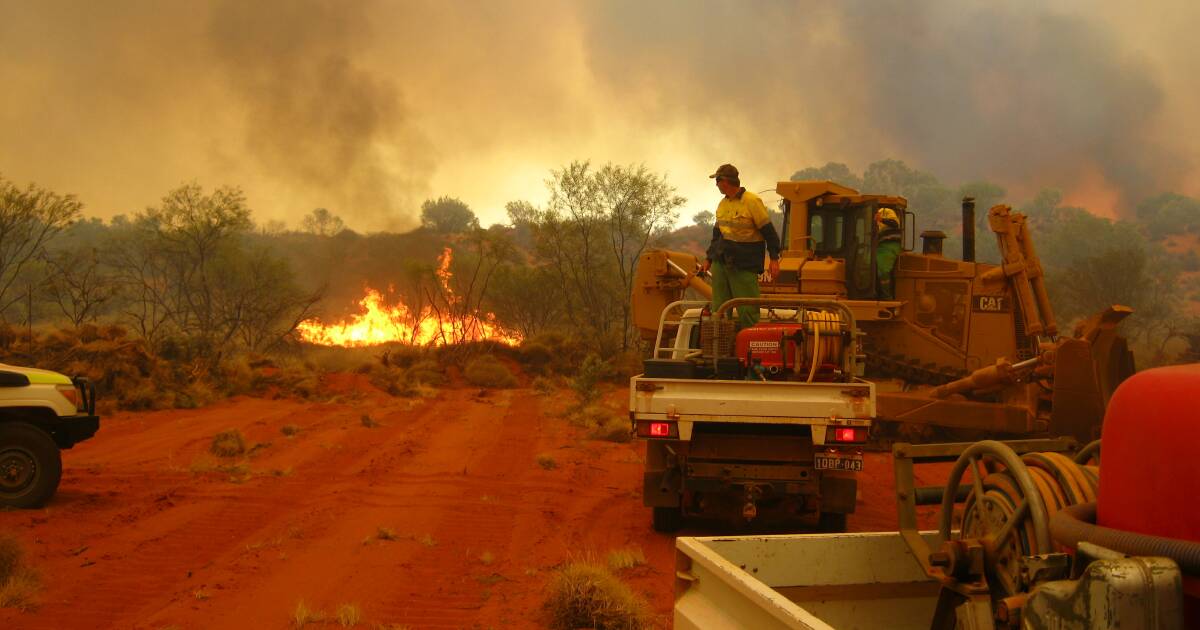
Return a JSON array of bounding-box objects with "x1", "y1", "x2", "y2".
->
[
  {"x1": 0, "y1": 0, "x2": 1196, "y2": 226},
  {"x1": 207, "y1": 1, "x2": 430, "y2": 226}
]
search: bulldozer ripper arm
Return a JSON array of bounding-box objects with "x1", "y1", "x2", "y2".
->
[{"x1": 988, "y1": 205, "x2": 1058, "y2": 337}]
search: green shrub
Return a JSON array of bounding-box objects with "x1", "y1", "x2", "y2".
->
[
  {"x1": 572, "y1": 354, "x2": 606, "y2": 405},
  {"x1": 523, "y1": 332, "x2": 588, "y2": 375},
  {"x1": 518, "y1": 341, "x2": 554, "y2": 375},
  {"x1": 543, "y1": 562, "x2": 651, "y2": 630},
  {"x1": 464, "y1": 355, "x2": 518, "y2": 389}
]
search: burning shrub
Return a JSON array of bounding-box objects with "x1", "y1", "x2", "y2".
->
[
  {"x1": 542, "y1": 561, "x2": 651, "y2": 630},
  {"x1": 464, "y1": 354, "x2": 518, "y2": 389},
  {"x1": 0, "y1": 534, "x2": 40, "y2": 610},
  {"x1": 210, "y1": 429, "x2": 247, "y2": 458}
]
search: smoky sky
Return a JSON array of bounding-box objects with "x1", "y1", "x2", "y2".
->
[{"x1": 0, "y1": 0, "x2": 1196, "y2": 228}]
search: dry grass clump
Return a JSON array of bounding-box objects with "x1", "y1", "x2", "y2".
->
[
  {"x1": 531, "y1": 375, "x2": 557, "y2": 395},
  {"x1": 479, "y1": 551, "x2": 496, "y2": 565},
  {"x1": 367, "y1": 364, "x2": 412, "y2": 396},
  {"x1": 360, "y1": 413, "x2": 381, "y2": 428},
  {"x1": 189, "y1": 457, "x2": 252, "y2": 483},
  {"x1": 367, "y1": 358, "x2": 443, "y2": 397},
  {"x1": 405, "y1": 359, "x2": 445, "y2": 386},
  {"x1": 210, "y1": 429, "x2": 247, "y2": 457},
  {"x1": 280, "y1": 424, "x2": 301, "y2": 437},
  {"x1": 417, "y1": 534, "x2": 436, "y2": 548},
  {"x1": 605, "y1": 547, "x2": 646, "y2": 571},
  {"x1": 463, "y1": 354, "x2": 518, "y2": 389},
  {"x1": 0, "y1": 534, "x2": 40, "y2": 610},
  {"x1": 292, "y1": 599, "x2": 324, "y2": 628},
  {"x1": 543, "y1": 561, "x2": 651, "y2": 630},
  {"x1": 268, "y1": 358, "x2": 325, "y2": 399},
  {"x1": 375, "y1": 527, "x2": 399, "y2": 541},
  {"x1": 570, "y1": 406, "x2": 630, "y2": 443},
  {"x1": 536, "y1": 454, "x2": 558, "y2": 470},
  {"x1": 335, "y1": 603, "x2": 362, "y2": 627}
]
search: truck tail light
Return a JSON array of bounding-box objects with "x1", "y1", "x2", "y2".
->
[
  {"x1": 636, "y1": 420, "x2": 678, "y2": 439},
  {"x1": 831, "y1": 426, "x2": 867, "y2": 443}
]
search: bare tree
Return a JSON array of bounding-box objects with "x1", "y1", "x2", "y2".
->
[
  {"x1": 596, "y1": 163, "x2": 684, "y2": 347},
  {"x1": 41, "y1": 247, "x2": 116, "y2": 327},
  {"x1": 427, "y1": 228, "x2": 515, "y2": 345},
  {"x1": 516, "y1": 161, "x2": 683, "y2": 349},
  {"x1": 0, "y1": 176, "x2": 82, "y2": 317},
  {"x1": 301, "y1": 208, "x2": 345, "y2": 236},
  {"x1": 107, "y1": 183, "x2": 317, "y2": 358}
]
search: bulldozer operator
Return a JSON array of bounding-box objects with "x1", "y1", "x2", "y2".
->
[
  {"x1": 875, "y1": 207, "x2": 902, "y2": 299},
  {"x1": 700, "y1": 163, "x2": 782, "y2": 328}
]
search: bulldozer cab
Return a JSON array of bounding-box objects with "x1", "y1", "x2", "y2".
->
[{"x1": 777, "y1": 181, "x2": 908, "y2": 300}]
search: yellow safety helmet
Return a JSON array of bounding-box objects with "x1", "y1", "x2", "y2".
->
[{"x1": 876, "y1": 207, "x2": 899, "y2": 225}]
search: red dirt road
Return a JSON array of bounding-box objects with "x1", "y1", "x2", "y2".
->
[{"x1": 1, "y1": 378, "x2": 938, "y2": 629}]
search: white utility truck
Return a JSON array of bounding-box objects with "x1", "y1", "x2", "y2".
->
[{"x1": 631, "y1": 297, "x2": 874, "y2": 532}]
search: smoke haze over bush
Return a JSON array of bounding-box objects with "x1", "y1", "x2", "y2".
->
[{"x1": 1, "y1": 0, "x2": 1196, "y2": 226}]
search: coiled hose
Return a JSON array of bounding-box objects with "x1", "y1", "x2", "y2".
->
[{"x1": 1050, "y1": 502, "x2": 1200, "y2": 574}]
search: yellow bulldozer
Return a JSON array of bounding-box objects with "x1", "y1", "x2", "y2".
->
[{"x1": 632, "y1": 180, "x2": 1135, "y2": 443}]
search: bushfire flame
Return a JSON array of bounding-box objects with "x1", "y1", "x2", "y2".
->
[{"x1": 297, "y1": 248, "x2": 521, "y2": 347}]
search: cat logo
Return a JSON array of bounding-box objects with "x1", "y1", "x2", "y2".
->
[{"x1": 973, "y1": 295, "x2": 1008, "y2": 312}]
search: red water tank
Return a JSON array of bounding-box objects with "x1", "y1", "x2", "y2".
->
[
  {"x1": 1098, "y1": 364, "x2": 1200, "y2": 612},
  {"x1": 1099, "y1": 364, "x2": 1200, "y2": 539}
]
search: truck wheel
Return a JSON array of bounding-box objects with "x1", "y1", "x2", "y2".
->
[
  {"x1": 652, "y1": 506, "x2": 683, "y2": 533},
  {"x1": 818, "y1": 511, "x2": 847, "y2": 533},
  {"x1": 0, "y1": 422, "x2": 63, "y2": 509}
]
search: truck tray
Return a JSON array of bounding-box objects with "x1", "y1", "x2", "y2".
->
[
  {"x1": 675, "y1": 532, "x2": 941, "y2": 630},
  {"x1": 631, "y1": 376, "x2": 874, "y2": 428}
]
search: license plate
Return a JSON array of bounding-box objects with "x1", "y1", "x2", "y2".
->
[{"x1": 814, "y1": 454, "x2": 864, "y2": 472}]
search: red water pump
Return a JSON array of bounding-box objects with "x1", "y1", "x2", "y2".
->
[{"x1": 733, "y1": 311, "x2": 843, "y2": 381}]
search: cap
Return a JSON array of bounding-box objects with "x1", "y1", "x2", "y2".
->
[{"x1": 709, "y1": 163, "x2": 739, "y2": 180}]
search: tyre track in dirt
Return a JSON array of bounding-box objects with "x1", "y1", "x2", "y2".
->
[
  {"x1": 1, "y1": 386, "x2": 449, "y2": 629},
  {"x1": 0, "y1": 380, "x2": 929, "y2": 629},
  {"x1": 129, "y1": 388, "x2": 580, "y2": 629}
]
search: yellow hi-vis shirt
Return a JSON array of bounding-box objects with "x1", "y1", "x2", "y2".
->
[{"x1": 715, "y1": 189, "x2": 770, "y2": 242}]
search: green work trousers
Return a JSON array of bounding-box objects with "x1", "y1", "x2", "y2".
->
[
  {"x1": 876, "y1": 241, "x2": 902, "y2": 299},
  {"x1": 711, "y1": 260, "x2": 760, "y2": 329}
]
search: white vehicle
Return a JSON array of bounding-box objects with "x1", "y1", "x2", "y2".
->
[
  {"x1": 632, "y1": 298, "x2": 874, "y2": 532},
  {"x1": 0, "y1": 364, "x2": 98, "y2": 508}
]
